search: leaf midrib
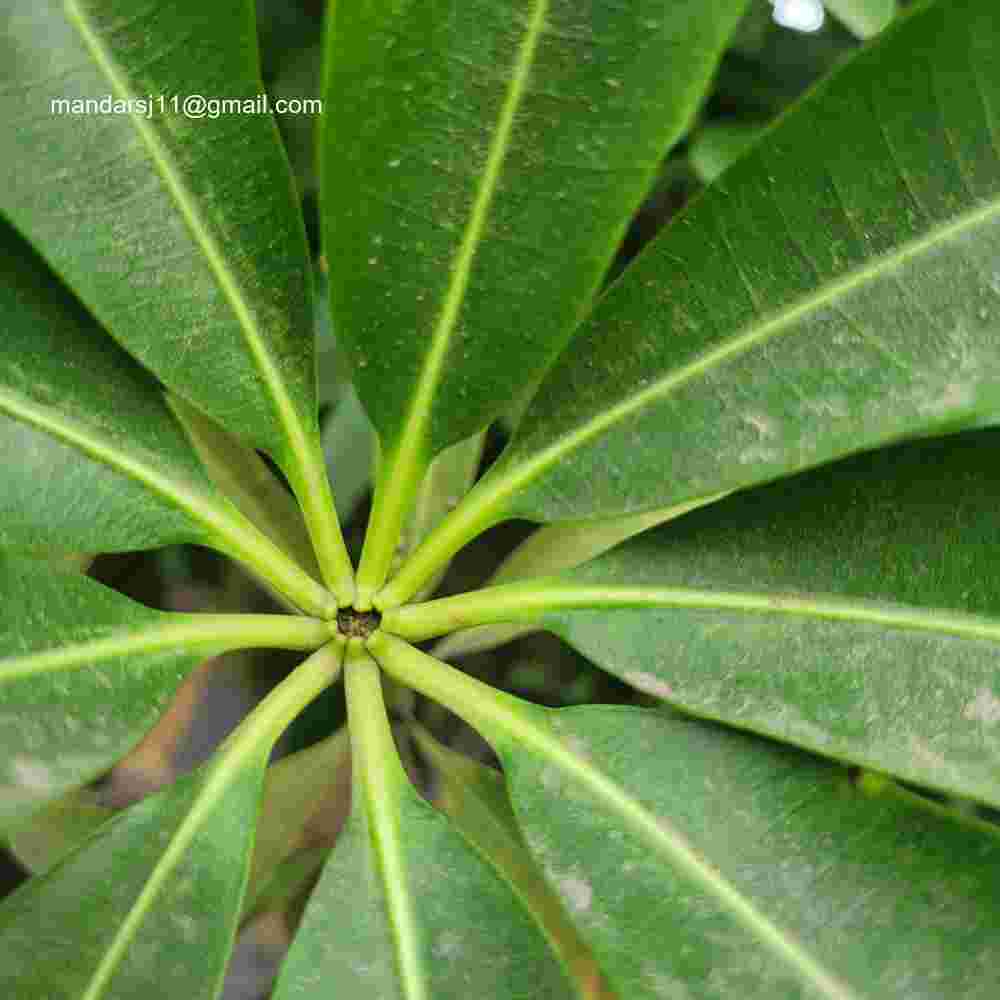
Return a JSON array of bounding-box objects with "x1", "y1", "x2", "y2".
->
[
  {"x1": 388, "y1": 579, "x2": 1000, "y2": 645},
  {"x1": 382, "y1": 0, "x2": 550, "y2": 487},
  {"x1": 370, "y1": 636, "x2": 860, "y2": 1000},
  {"x1": 0, "y1": 614, "x2": 329, "y2": 683},
  {"x1": 0, "y1": 383, "x2": 236, "y2": 545},
  {"x1": 64, "y1": 0, "x2": 311, "y2": 466},
  {"x1": 483, "y1": 185, "x2": 1000, "y2": 515},
  {"x1": 81, "y1": 644, "x2": 342, "y2": 999}
]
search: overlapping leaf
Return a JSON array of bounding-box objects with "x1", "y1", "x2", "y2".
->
[
  {"x1": 0, "y1": 557, "x2": 330, "y2": 828},
  {"x1": 0, "y1": 764, "x2": 261, "y2": 1000},
  {"x1": 0, "y1": 0, "x2": 317, "y2": 473},
  {"x1": 0, "y1": 222, "x2": 217, "y2": 555},
  {"x1": 274, "y1": 653, "x2": 571, "y2": 999},
  {"x1": 491, "y1": 0, "x2": 1000, "y2": 522},
  {"x1": 324, "y1": 0, "x2": 748, "y2": 457},
  {"x1": 502, "y1": 706, "x2": 1000, "y2": 999},
  {"x1": 389, "y1": 431, "x2": 1000, "y2": 805},
  {"x1": 0, "y1": 644, "x2": 343, "y2": 1000},
  {"x1": 371, "y1": 640, "x2": 1000, "y2": 999},
  {"x1": 540, "y1": 431, "x2": 1000, "y2": 805},
  {"x1": 325, "y1": 0, "x2": 749, "y2": 596},
  {"x1": 384, "y1": 0, "x2": 1000, "y2": 604}
]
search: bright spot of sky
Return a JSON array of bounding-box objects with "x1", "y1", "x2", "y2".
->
[{"x1": 772, "y1": 0, "x2": 826, "y2": 33}]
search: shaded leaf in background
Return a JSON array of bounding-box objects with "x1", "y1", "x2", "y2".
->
[{"x1": 413, "y1": 725, "x2": 612, "y2": 998}]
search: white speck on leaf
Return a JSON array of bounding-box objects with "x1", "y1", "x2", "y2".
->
[
  {"x1": 963, "y1": 687, "x2": 1000, "y2": 724},
  {"x1": 11, "y1": 757, "x2": 53, "y2": 791},
  {"x1": 558, "y1": 876, "x2": 593, "y2": 913},
  {"x1": 624, "y1": 671, "x2": 675, "y2": 700},
  {"x1": 433, "y1": 930, "x2": 462, "y2": 958}
]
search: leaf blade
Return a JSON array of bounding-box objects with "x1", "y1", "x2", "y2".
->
[
  {"x1": 273, "y1": 651, "x2": 573, "y2": 1000},
  {"x1": 0, "y1": 557, "x2": 330, "y2": 828},
  {"x1": 0, "y1": 643, "x2": 342, "y2": 1000},
  {"x1": 327, "y1": 0, "x2": 749, "y2": 596},
  {"x1": 389, "y1": 431, "x2": 1000, "y2": 806},
  {"x1": 372, "y1": 640, "x2": 1000, "y2": 999},
  {"x1": 382, "y1": 0, "x2": 1000, "y2": 604},
  {"x1": 504, "y1": 706, "x2": 1000, "y2": 999},
  {"x1": 0, "y1": 1, "x2": 353, "y2": 594}
]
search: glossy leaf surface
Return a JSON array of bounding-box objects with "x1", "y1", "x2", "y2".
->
[
  {"x1": 323, "y1": 0, "x2": 748, "y2": 457},
  {"x1": 4, "y1": 786, "x2": 112, "y2": 876},
  {"x1": 0, "y1": 763, "x2": 261, "y2": 1000},
  {"x1": 0, "y1": 557, "x2": 330, "y2": 828},
  {"x1": 413, "y1": 726, "x2": 610, "y2": 997},
  {"x1": 433, "y1": 494, "x2": 725, "y2": 660},
  {"x1": 273, "y1": 654, "x2": 570, "y2": 1000},
  {"x1": 0, "y1": 0, "x2": 318, "y2": 473},
  {"x1": 541, "y1": 431, "x2": 1000, "y2": 804},
  {"x1": 0, "y1": 223, "x2": 215, "y2": 554},
  {"x1": 503, "y1": 706, "x2": 1000, "y2": 999},
  {"x1": 385, "y1": 0, "x2": 1000, "y2": 603},
  {"x1": 493, "y1": 0, "x2": 1000, "y2": 522},
  {"x1": 0, "y1": 559, "x2": 202, "y2": 828}
]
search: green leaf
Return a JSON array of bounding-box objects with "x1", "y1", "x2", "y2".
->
[
  {"x1": 167, "y1": 393, "x2": 320, "y2": 581},
  {"x1": 0, "y1": 556, "x2": 332, "y2": 827},
  {"x1": 1, "y1": 0, "x2": 311, "y2": 470},
  {"x1": 4, "y1": 786, "x2": 112, "y2": 876},
  {"x1": 689, "y1": 120, "x2": 767, "y2": 183},
  {"x1": 395, "y1": 432, "x2": 486, "y2": 602},
  {"x1": 322, "y1": 383, "x2": 376, "y2": 524},
  {"x1": 0, "y1": 768, "x2": 257, "y2": 1000},
  {"x1": 432, "y1": 494, "x2": 726, "y2": 661},
  {"x1": 504, "y1": 706, "x2": 1000, "y2": 999},
  {"x1": 386, "y1": 431, "x2": 1000, "y2": 806},
  {"x1": 412, "y1": 725, "x2": 611, "y2": 998},
  {"x1": 244, "y1": 728, "x2": 351, "y2": 911},
  {"x1": 825, "y1": 0, "x2": 896, "y2": 39},
  {"x1": 0, "y1": 643, "x2": 343, "y2": 1000},
  {"x1": 371, "y1": 639, "x2": 1000, "y2": 999},
  {"x1": 0, "y1": 0, "x2": 352, "y2": 596},
  {"x1": 0, "y1": 222, "x2": 214, "y2": 555},
  {"x1": 382, "y1": 0, "x2": 1000, "y2": 605},
  {"x1": 543, "y1": 430, "x2": 1000, "y2": 805},
  {"x1": 0, "y1": 224, "x2": 335, "y2": 615},
  {"x1": 331, "y1": 0, "x2": 751, "y2": 599},
  {"x1": 273, "y1": 651, "x2": 572, "y2": 1000}
]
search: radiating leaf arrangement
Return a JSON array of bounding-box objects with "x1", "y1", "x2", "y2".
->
[{"x1": 3, "y1": 0, "x2": 1000, "y2": 997}]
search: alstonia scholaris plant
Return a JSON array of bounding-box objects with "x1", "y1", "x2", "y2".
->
[{"x1": 2, "y1": 0, "x2": 1000, "y2": 997}]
